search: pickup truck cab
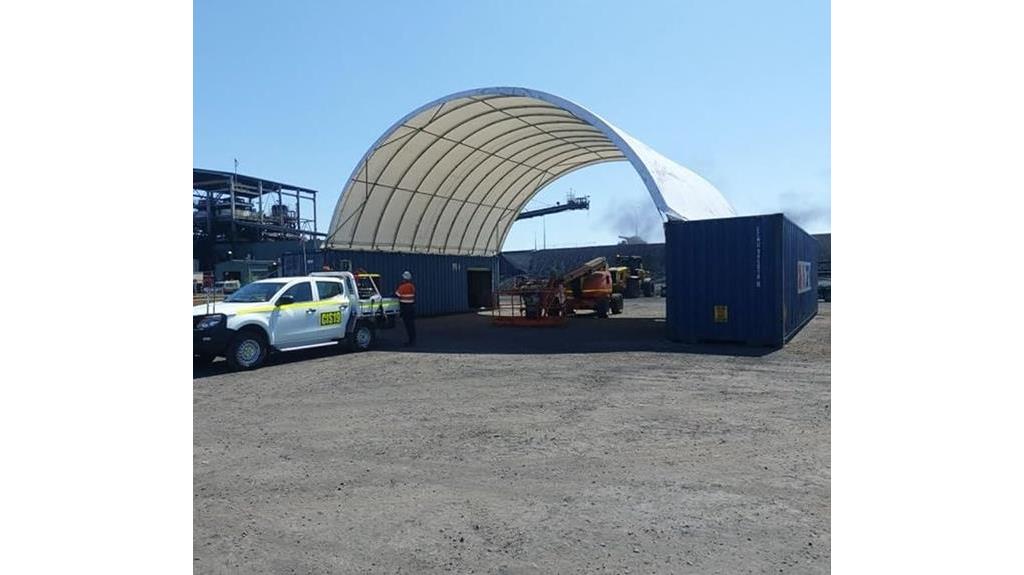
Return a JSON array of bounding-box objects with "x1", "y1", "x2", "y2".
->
[{"x1": 193, "y1": 272, "x2": 397, "y2": 370}]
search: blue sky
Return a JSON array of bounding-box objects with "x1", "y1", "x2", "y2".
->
[{"x1": 194, "y1": 0, "x2": 830, "y2": 250}]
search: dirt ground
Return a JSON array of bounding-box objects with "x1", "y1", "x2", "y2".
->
[{"x1": 194, "y1": 299, "x2": 831, "y2": 574}]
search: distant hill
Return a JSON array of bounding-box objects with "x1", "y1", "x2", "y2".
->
[{"x1": 500, "y1": 243, "x2": 666, "y2": 281}]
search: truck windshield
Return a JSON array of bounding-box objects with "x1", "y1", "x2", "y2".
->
[
  {"x1": 355, "y1": 277, "x2": 378, "y2": 299},
  {"x1": 225, "y1": 281, "x2": 287, "y2": 303}
]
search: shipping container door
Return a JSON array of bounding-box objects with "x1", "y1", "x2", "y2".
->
[
  {"x1": 781, "y1": 216, "x2": 820, "y2": 341},
  {"x1": 467, "y1": 269, "x2": 492, "y2": 308}
]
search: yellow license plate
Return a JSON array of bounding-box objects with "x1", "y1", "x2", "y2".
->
[{"x1": 320, "y1": 311, "x2": 341, "y2": 326}]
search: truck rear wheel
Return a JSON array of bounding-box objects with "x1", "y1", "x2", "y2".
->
[
  {"x1": 625, "y1": 278, "x2": 641, "y2": 298},
  {"x1": 348, "y1": 323, "x2": 375, "y2": 352},
  {"x1": 610, "y1": 294, "x2": 624, "y2": 315},
  {"x1": 595, "y1": 298, "x2": 610, "y2": 319}
]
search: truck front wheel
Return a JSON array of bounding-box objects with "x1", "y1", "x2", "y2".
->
[{"x1": 227, "y1": 330, "x2": 268, "y2": 370}]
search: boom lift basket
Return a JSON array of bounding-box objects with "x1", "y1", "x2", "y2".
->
[{"x1": 491, "y1": 285, "x2": 569, "y2": 327}]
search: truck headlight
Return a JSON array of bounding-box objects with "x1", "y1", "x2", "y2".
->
[{"x1": 195, "y1": 315, "x2": 223, "y2": 330}]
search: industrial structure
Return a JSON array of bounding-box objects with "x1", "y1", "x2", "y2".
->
[
  {"x1": 193, "y1": 168, "x2": 324, "y2": 270},
  {"x1": 514, "y1": 193, "x2": 590, "y2": 221}
]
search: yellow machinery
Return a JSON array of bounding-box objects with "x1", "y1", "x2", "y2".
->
[{"x1": 612, "y1": 255, "x2": 655, "y2": 298}]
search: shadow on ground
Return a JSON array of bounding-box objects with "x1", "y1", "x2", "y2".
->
[
  {"x1": 194, "y1": 304, "x2": 776, "y2": 379},
  {"x1": 383, "y1": 311, "x2": 776, "y2": 357}
]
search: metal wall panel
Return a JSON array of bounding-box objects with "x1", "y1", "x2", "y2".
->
[
  {"x1": 279, "y1": 250, "x2": 498, "y2": 317},
  {"x1": 782, "y1": 217, "x2": 821, "y2": 341},
  {"x1": 665, "y1": 214, "x2": 818, "y2": 346}
]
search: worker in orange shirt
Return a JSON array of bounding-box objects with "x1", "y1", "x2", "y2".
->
[{"x1": 395, "y1": 270, "x2": 416, "y2": 346}]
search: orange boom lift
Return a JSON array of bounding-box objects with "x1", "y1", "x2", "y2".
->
[{"x1": 492, "y1": 257, "x2": 623, "y2": 326}]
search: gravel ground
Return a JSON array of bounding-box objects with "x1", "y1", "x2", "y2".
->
[{"x1": 194, "y1": 299, "x2": 830, "y2": 574}]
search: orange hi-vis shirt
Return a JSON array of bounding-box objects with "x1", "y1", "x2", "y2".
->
[{"x1": 395, "y1": 281, "x2": 416, "y2": 304}]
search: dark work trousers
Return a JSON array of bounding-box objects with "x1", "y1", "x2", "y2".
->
[{"x1": 399, "y1": 302, "x2": 416, "y2": 345}]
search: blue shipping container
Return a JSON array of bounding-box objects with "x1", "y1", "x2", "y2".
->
[
  {"x1": 279, "y1": 250, "x2": 498, "y2": 317},
  {"x1": 665, "y1": 214, "x2": 820, "y2": 346}
]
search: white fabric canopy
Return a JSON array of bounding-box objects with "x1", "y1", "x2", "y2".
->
[{"x1": 326, "y1": 87, "x2": 735, "y2": 255}]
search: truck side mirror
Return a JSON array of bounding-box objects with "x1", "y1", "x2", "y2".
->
[{"x1": 276, "y1": 295, "x2": 294, "y2": 306}]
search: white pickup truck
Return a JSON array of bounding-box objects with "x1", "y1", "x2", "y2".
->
[{"x1": 193, "y1": 271, "x2": 399, "y2": 370}]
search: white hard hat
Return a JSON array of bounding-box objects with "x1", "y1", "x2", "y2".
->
[{"x1": 402, "y1": 271, "x2": 412, "y2": 280}]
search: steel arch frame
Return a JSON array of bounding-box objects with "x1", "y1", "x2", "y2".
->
[{"x1": 327, "y1": 87, "x2": 734, "y2": 255}]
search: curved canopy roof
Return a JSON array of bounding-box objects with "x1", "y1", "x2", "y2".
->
[{"x1": 326, "y1": 87, "x2": 735, "y2": 255}]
